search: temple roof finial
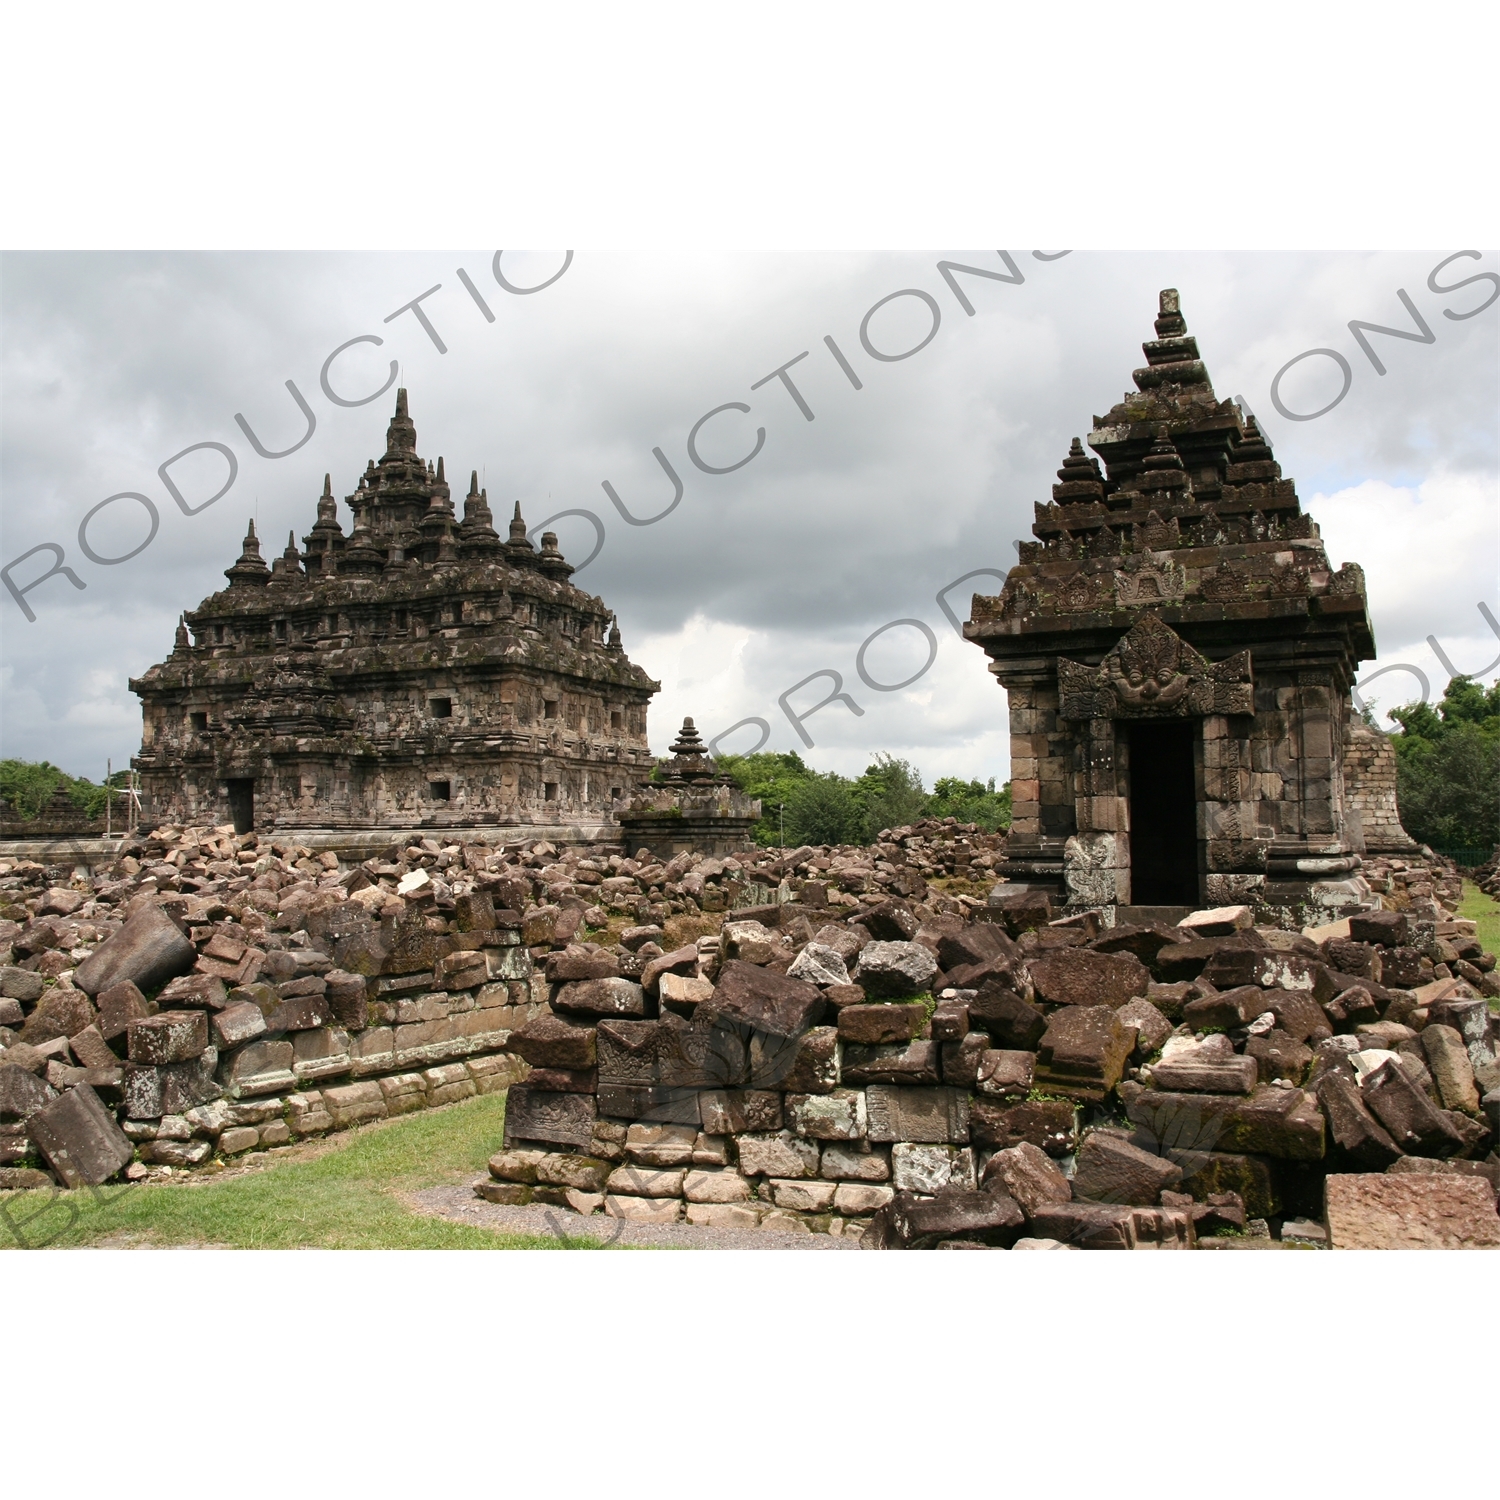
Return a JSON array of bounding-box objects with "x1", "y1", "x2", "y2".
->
[
  {"x1": 671, "y1": 716, "x2": 705, "y2": 754},
  {"x1": 384, "y1": 387, "x2": 418, "y2": 459},
  {"x1": 225, "y1": 517, "x2": 271, "y2": 587},
  {"x1": 662, "y1": 715, "x2": 715, "y2": 783},
  {"x1": 1154, "y1": 288, "x2": 1187, "y2": 339},
  {"x1": 536, "y1": 529, "x2": 573, "y2": 579},
  {"x1": 1052, "y1": 436, "x2": 1105, "y2": 502}
]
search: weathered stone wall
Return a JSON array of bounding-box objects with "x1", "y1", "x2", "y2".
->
[
  {"x1": 1342, "y1": 717, "x2": 1418, "y2": 853},
  {"x1": 482, "y1": 873, "x2": 1500, "y2": 1247},
  {"x1": 0, "y1": 786, "x2": 106, "y2": 840},
  {"x1": 0, "y1": 817, "x2": 998, "y2": 1186}
]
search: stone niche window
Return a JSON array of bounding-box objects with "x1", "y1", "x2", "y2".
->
[
  {"x1": 188, "y1": 711, "x2": 208, "y2": 732},
  {"x1": 273, "y1": 619, "x2": 288, "y2": 641},
  {"x1": 214, "y1": 625, "x2": 227, "y2": 645},
  {"x1": 610, "y1": 785, "x2": 622, "y2": 800},
  {"x1": 610, "y1": 710, "x2": 623, "y2": 731},
  {"x1": 394, "y1": 608, "x2": 409, "y2": 632},
  {"x1": 429, "y1": 780, "x2": 451, "y2": 801},
  {"x1": 544, "y1": 699, "x2": 559, "y2": 720},
  {"x1": 544, "y1": 781, "x2": 559, "y2": 802},
  {"x1": 429, "y1": 697, "x2": 453, "y2": 719}
]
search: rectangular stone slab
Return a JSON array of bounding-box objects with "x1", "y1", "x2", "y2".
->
[
  {"x1": 25, "y1": 1082, "x2": 133, "y2": 1187},
  {"x1": 1126, "y1": 1084, "x2": 1325, "y2": 1161},
  {"x1": 127, "y1": 1010, "x2": 208, "y2": 1066},
  {"x1": 865, "y1": 1085, "x2": 969, "y2": 1144},
  {"x1": 551, "y1": 978, "x2": 647, "y2": 1019},
  {"x1": 703, "y1": 960, "x2": 826, "y2": 1039},
  {"x1": 1315, "y1": 1073, "x2": 1401, "y2": 1170},
  {"x1": 1151, "y1": 1056, "x2": 1259, "y2": 1095},
  {"x1": 1324, "y1": 1173, "x2": 1500, "y2": 1248},
  {"x1": 73, "y1": 905, "x2": 195, "y2": 998},
  {"x1": 1360, "y1": 1059, "x2": 1465, "y2": 1158},
  {"x1": 122, "y1": 1051, "x2": 222, "y2": 1117},
  {"x1": 594, "y1": 1084, "x2": 700, "y2": 1125},
  {"x1": 1026, "y1": 1201, "x2": 1137, "y2": 1249},
  {"x1": 697, "y1": 1089, "x2": 782, "y2": 1135},
  {"x1": 503, "y1": 1086, "x2": 597, "y2": 1150},
  {"x1": 969, "y1": 1098, "x2": 1078, "y2": 1157}
]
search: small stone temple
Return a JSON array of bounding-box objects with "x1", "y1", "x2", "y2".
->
[
  {"x1": 965, "y1": 289, "x2": 1413, "y2": 920},
  {"x1": 131, "y1": 391, "x2": 660, "y2": 833}
]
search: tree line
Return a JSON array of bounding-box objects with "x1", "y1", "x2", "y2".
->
[
  {"x1": 0, "y1": 760, "x2": 126, "y2": 823},
  {"x1": 715, "y1": 750, "x2": 1012, "y2": 849}
]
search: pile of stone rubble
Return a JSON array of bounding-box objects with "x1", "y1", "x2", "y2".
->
[
  {"x1": 0, "y1": 818, "x2": 993, "y2": 1193},
  {"x1": 483, "y1": 847, "x2": 1500, "y2": 1250},
  {"x1": 1470, "y1": 848, "x2": 1500, "y2": 902},
  {"x1": 3, "y1": 822, "x2": 1498, "y2": 1249}
]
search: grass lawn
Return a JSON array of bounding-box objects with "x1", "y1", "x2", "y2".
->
[
  {"x1": 0, "y1": 1091, "x2": 603, "y2": 1250},
  {"x1": 1458, "y1": 879, "x2": 1500, "y2": 1013}
]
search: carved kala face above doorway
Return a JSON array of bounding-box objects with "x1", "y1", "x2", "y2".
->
[{"x1": 1056, "y1": 613, "x2": 1253, "y2": 720}]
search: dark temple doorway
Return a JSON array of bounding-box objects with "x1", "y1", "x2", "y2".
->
[
  {"x1": 226, "y1": 778, "x2": 255, "y2": 835},
  {"x1": 1126, "y1": 721, "x2": 1199, "y2": 906}
]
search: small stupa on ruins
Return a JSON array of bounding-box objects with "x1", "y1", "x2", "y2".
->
[{"x1": 616, "y1": 716, "x2": 762, "y2": 858}]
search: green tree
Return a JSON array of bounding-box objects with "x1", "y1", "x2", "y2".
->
[
  {"x1": 1388, "y1": 675, "x2": 1500, "y2": 853},
  {"x1": 715, "y1": 750, "x2": 818, "y2": 846},
  {"x1": 0, "y1": 760, "x2": 65, "y2": 819},
  {"x1": 928, "y1": 775, "x2": 1013, "y2": 832},
  {"x1": 715, "y1": 746, "x2": 1014, "y2": 847},
  {"x1": 853, "y1": 753, "x2": 928, "y2": 841},
  {"x1": 785, "y1": 772, "x2": 866, "y2": 847},
  {"x1": 0, "y1": 759, "x2": 120, "y2": 821}
]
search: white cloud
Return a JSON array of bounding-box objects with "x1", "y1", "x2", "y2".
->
[{"x1": 1308, "y1": 470, "x2": 1500, "y2": 719}]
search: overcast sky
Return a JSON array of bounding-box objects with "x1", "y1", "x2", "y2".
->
[{"x1": 2, "y1": 249, "x2": 1496, "y2": 788}]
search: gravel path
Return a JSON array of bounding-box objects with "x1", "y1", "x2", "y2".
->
[{"x1": 408, "y1": 1180, "x2": 862, "y2": 1250}]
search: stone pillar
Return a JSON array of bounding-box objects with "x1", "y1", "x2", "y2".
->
[
  {"x1": 1062, "y1": 718, "x2": 1127, "y2": 908},
  {"x1": 1007, "y1": 685, "x2": 1042, "y2": 844},
  {"x1": 1073, "y1": 717, "x2": 1119, "y2": 833},
  {"x1": 1297, "y1": 671, "x2": 1336, "y2": 840},
  {"x1": 1036, "y1": 685, "x2": 1074, "y2": 842},
  {"x1": 1202, "y1": 714, "x2": 1264, "y2": 907}
]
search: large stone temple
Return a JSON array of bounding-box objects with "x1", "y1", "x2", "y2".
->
[
  {"x1": 131, "y1": 391, "x2": 660, "y2": 834},
  {"x1": 965, "y1": 289, "x2": 1414, "y2": 921}
]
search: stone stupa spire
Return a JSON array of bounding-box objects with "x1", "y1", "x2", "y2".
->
[{"x1": 224, "y1": 518, "x2": 271, "y2": 587}]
